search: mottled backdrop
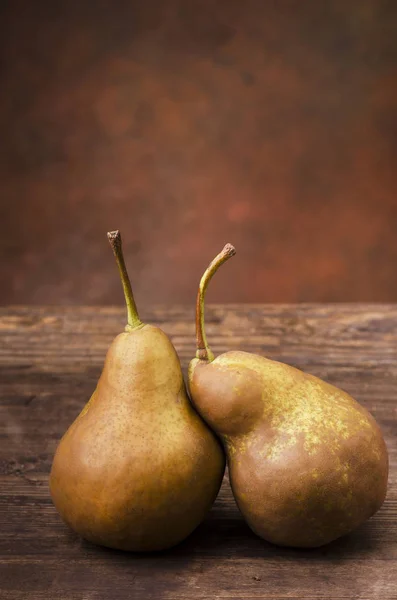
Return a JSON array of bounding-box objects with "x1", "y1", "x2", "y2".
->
[{"x1": 1, "y1": 0, "x2": 397, "y2": 305}]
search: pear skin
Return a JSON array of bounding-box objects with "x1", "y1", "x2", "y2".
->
[
  {"x1": 50, "y1": 231, "x2": 225, "y2": 551},
  {"x1": 189, "y1": 351, "x2": 388, "y2": 547},
  {"x1": 188, "y1": 245, "x2": 389, "y2": 548}
]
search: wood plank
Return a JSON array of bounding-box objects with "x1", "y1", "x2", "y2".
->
[{"x1": 1, "y1": 305, "x2": 397, "y2": 599}]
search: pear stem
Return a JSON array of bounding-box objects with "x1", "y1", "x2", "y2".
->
[
  {"x1": 107, "y1": 230, "x2": 143, "y2": 330},
  {"x1": 196, "y1": 244, "x2": 236, "y2": 362}
]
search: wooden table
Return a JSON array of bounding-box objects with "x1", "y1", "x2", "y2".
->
[{"x1": 1, "y1": 305, "x2": 396, "y2": 600}]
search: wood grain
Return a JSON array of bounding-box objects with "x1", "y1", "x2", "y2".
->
[{"x1": 1, "y1": 305, "x2": 396, "y2": 599}]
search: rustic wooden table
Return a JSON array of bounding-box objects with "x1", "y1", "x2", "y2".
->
[{"x1": 1, "y1": 305, "x2": 396, "y2": 600}]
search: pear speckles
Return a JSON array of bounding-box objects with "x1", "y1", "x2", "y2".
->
[{"x1": 259, "y1": 374, "x2": 373, "y2": 459}]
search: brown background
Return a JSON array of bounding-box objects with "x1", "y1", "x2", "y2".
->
[{"x1": 1, "y1": 0, "x2": 397, "y2": 306}]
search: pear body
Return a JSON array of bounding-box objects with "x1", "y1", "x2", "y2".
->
[
  {"x1": 189, "y1": 351, "x2": 388, "y2": 547},
  {"x1": 50, "y1": 325, "x2": 225, "y2": 551}
]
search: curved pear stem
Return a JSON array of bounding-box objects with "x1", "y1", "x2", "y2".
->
[
  {"x1": 196, "y1": 244, "x2": 236, "y2": 362},
  {"x1": 107, "y1": 230, "x2": 143, "y2": 330}
]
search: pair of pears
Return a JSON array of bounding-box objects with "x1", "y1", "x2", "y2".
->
[{"x1": 50, "y1": 233, "x2": 388, "y2": 551}]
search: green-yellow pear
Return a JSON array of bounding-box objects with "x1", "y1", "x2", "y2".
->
[
  {"x1": 188, "y1": 245, "x2": 388, "y2": 548},
  {"x1": 50, "y1": 231, "x2": 225, "y2": 551}
]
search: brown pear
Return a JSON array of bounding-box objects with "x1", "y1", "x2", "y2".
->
[
  {"x1": 50, "y1": 231, "x2": 225, "y2": 551},
  {"x1": 188, "y1": 245, "x2": 388, "y2": 547}
]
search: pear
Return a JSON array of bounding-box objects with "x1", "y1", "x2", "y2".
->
[
  {"x1": 50, "y1": 231, "x2": 225, "y2": 552},
  {"x1": 188, "y1": 245, "x2": 389, "y2": 548}
]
